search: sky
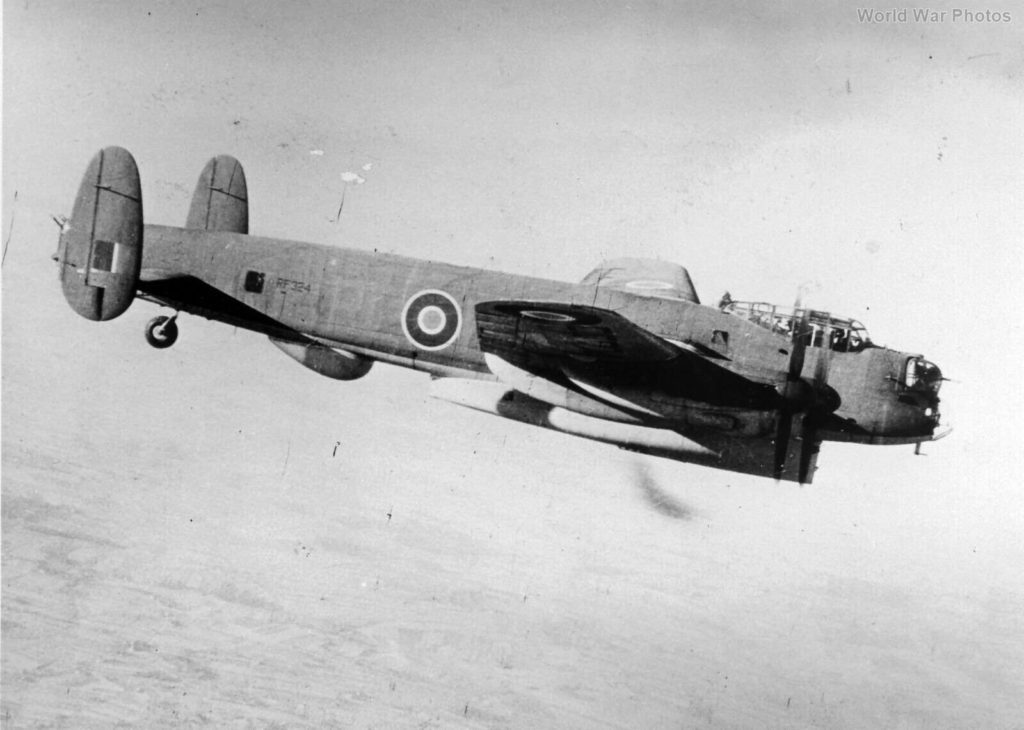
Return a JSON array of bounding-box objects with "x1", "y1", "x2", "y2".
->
[
  {"x1": 3, "y1": 1, "x2": 1024, "y2": 727},
  {"x1": 5, "y1": 0, "x2": 1023, "y2": 492}
]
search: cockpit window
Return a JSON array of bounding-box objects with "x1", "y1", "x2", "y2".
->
[{"x1": 720, "y1": 300, "x2": 871, "y2": 352}]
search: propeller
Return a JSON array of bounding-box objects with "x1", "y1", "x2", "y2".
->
[
  {"x1": 773, "y1": 303, "x2": 839, "y2": 483},
  {"x1": 797, "y1": 319, "x2": 835, "y2": 483},
  {"x1": 773, "y1": 305, "x2": 810, "y2": 481}
]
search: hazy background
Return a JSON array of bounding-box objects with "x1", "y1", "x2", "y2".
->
[{"x1": 3, "y1": 1, "x2": 1023, "y2": 727}]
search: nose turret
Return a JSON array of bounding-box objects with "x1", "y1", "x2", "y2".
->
[
  {"x1": 877, "y1": 352, "x2": 944, "y2": 442},
  {"x1": 899, "y1": 355, "x2": 943, "y2": 420}
]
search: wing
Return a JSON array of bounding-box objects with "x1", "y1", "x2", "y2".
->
[
  {"x1": 476, "y1": 300, "x2": 678, "y2": 363},
  {"x1": 475, "y1": 300, "x2": 778, "y2": 409}
]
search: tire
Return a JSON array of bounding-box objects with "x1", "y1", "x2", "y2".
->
[{"x1": 145, "y1": 316, "x2": 178, "y2": 349}]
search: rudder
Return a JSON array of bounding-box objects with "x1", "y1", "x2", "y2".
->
[
  {"x1": 57, "y1": 147, "x2": 142, "y2": 321},
  {"x1": 186, "y1": 155, "x2": 248, "y2": 233}
]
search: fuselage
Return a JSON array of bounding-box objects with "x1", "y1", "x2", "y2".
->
[{"x1": 138, "y1": 224, "x2": 942, "y2": 445}]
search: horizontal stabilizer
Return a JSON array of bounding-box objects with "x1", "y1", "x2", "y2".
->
[{"x1": 186, "y1": 155, "x2": 248, "y2": 233}]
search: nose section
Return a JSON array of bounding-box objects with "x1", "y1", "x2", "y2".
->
[
  {"x1": 821, "y1": 349, "x2": 949, "y2": 445},
  {"x1": 891, "y1": 354, "x2": 943, "y2": 438}
]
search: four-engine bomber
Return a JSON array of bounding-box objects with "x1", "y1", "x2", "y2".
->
[{"x1": 55, "y1": 148, "x2": 948, "y2": 483}]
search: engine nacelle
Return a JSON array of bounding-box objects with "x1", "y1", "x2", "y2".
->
[
  {"x1": 56, "y1": 147, "x2": 142, "y2": 321},
  {"x1": 269, "y1": 337, "x2": 373, "y2": 380}
]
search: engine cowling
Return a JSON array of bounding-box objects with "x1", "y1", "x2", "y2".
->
[
  {"x1": 57, "y1": 147, "x2": 142, "y2": 321},
  {"x1": 269, "y1": 337, "x2": 373, "y2": 380}
]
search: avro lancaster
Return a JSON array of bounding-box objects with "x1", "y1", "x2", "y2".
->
[{"x1": 54, "y1": 148, "x2": 948, "y2": 484}]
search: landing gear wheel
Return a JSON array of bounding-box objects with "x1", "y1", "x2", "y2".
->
[{"x1": 145, "y1": 315, "x2": 178, "y2": 349}]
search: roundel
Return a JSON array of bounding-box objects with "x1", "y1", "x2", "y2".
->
[{"x1": 401, "y1": 289, "x2": 462, "y2": 351}]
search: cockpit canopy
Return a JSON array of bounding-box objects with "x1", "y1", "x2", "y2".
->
[{"x1": 721, "y1": 300, "x2": 872, "y2": 353}]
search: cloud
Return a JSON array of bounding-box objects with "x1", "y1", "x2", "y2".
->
[
  {"x1": 340, "y1": 171, "x2": 365, "y2": 185},
  {"x1": 362, "y1": 162, "x2": 373, "y2": 171}
]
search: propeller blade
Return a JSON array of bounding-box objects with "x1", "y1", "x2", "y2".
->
[
  {"x1": 776, "y1": 302, "x2": 844, "y2": 483},
  {"x1": 788, "y1": 307, "x2": 811, "y2": 382},
  {"x1": 775, "y1": 305, "x2": 810, "y2": 478},
  {"x1": 773, "y1": 411, "x2": 794, "y2": 481},
  {"x1": 797, "y1": 415, "x2": 821, "y2": 484},
  {"x1": 813, "y1": 323, "x2": 832, "y2": 387}
]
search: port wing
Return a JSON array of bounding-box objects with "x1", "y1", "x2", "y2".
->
[{"x1": 474, "y1": 300, "x2": 777, "y2": 409}]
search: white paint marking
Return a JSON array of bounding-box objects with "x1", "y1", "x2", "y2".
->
[
  {"x1": 417, "y1": 305, "x2": 447, "y2": 335},
  {"x1": 522, "y1": 310, "x2": 575, "y2": 322}
]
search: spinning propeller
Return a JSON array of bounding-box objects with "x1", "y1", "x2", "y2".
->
[{"x1": 772, "y1": 303, "x2": 840, "y2": 483}]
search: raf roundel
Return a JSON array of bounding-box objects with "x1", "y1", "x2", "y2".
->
[{"x1": 401, "y1": 289, "x2": 462, "y2": 351}]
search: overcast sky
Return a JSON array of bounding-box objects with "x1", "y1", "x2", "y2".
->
[
  {"x1": 3, "y1": 3, "x2": 1024, "y2": 725},
  {"x1": 4, "y1": 0, "x2": 1023, "y2": 595}
]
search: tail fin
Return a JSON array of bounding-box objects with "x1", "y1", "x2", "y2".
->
[
  {"x1": 57, "y1": 147, "x2": 142, "y2": 321},
  {"x1": 185, "y1": 155, "x2": 248, "y2": 233}
]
